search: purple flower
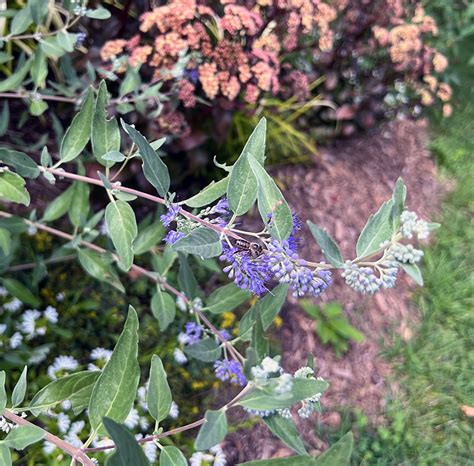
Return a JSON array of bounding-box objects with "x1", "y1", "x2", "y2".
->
[
  {"x1": 219, "y1": 243, "x2": 271, "y2": 295},
  {"x1": 160, "y1": 204, "x2": 180, "y2": 227},
  {"x1": 184, "y1": 322, "x2": 202, "y2": 344},
  {"x1": 214, "y1": 359, "x2": 247, "y2": 386},
  {"x1": 214, "y1": 197, "x2": 230, "y2": 215},
  {"x1": 267, "y1": 240, "x2": 332, "y2": 298},
  {"x1": 288, "y1": 213, "x2": 303, "y2": 253},
  {"x1": 164, "y1": 230, "x2": 185, "y2": 244},
  {"x1": 219, "y1": 329, "x2": 231, "y2": 340},
  {"x1": 185, "y1": 68, "x2": 199, "y2": 83}
]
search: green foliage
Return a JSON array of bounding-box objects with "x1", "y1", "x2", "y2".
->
[
  {"x1": 195, "y1": 409, "x2": 228, "y2": 451},
  {"x1": 147, "y1": 355, "x2": 172, "y2": 423},
  {"x1": 301, "y1": 301, "x2": 364, "y2": 357},
  {"x1": 263, "y1": 415, "x2": 307, "y2": 455}
]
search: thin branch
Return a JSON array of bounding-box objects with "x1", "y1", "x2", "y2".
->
[
  {"x1": 2, "y1": 410, "x2": 95, "y2": 466},
  {"x1": 7, "y1": 254, "x2": 76, "y2": 272}
]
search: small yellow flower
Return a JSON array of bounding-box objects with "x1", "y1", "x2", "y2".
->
[
  {"x1": 273, "y1": 316, "x2": 283, "y2": 329},
  {"x1": 191, "y1": 381, "x2": 207, "y2": 390},
  {"x1": 221, "y1": 312, "x2": 236, "y2": 328}
]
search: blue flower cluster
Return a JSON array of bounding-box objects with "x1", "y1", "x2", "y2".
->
[{"x1": 214, "y1": 359, "x2": 247, "y2": 386}]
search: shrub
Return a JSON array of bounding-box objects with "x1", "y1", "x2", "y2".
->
[{"x1": 0, "y1": 80, "x2": 438, "y2": 464}]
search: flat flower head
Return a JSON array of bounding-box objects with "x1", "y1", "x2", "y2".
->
[{"x1": 160, "y1": 203, "x2": 180, "y2": 227}]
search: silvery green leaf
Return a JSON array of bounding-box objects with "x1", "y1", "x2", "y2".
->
[
  {"x1": 428, "y1": 222, "x2": 441, "y2": 231},
  {"x1": 40, "y1": 37, "x2": 66, "y2": 58},
  {"x1": 0, "y1": 371, "x2": 6, "y2": 413},
  {"x1": 227, "y1": 118, "x2": 267, "y2": 215},
  {"x1": 0, "y1": 171, "x2": 30, "y2": 206},
  {"x1": 98, "y1": 171, "x2": 114, "y2": 190},
  {"x1": 151, "y1": 288, "x2": 175, "y2": 331},
  {"x1": 0, "y1": 148, "x2": 39, "y2": 179},
  {"x1": 205, "y1": 283, "x2": 251, "y2": 314},
  {"x1": 147, "y1": 355, "x2": 172, "y2": 423},
  {"x1": 57, "y1": 30, "x2": 75, "y2": 53},
  {"x1": 86, "y1": 8, "x2": 112, "y2": 20},
  {"x1": 0, "y1": 101, "x2": 9, "y2": 137},
  {"x1": 184, "y1": 338, "x2": 221, "y2": 362},
  {"x1": 60, "y1": 88, "x2": 94, "y2": 162},
  {"x1": 40, "y1": 147, "x2": 51, "y2": 167},
  {"x1": 134, "y1": 221, "x2": 165, "y2": 255},
  {"x1": 398, "y1": 262, "x2": 423, "y2": 286},
  {"x1": 29, "y1": 371, "x2": 100, "y2": 416},
  {"x1": 134, "y1": 138, "x2": 166, "y2": 158},
  {"x1": 160, "y1": 446, "x2": 187, "y2": 466},
  {"x1": 172, "y1": 228, "x2": 222, "y2": 258},
  {"x1": 92, "y1": 81, "x2": 121, "y2": 167},
  {"x1": 0, "y1": 52, "x2": 13, "y2": 65},
  {"x1": 2, "y1": 278, "x2": 39, "y2": 307},
  {"x1": 239, "y1": 283, "x2": 289, "y2": 341},
  {"x1": 237, "y1": 456, "x2": 315, "y2": 465},
  {"x1": 68, "y1": 182, "x2": 90, "y2": 228},
  {"x1": 313, "y1": 432, "x2": 353, "y2": 466},
  {"x1": 0, "y1": 445, "x2": 11, "y2": 466},
  {"x1": 89, "y1": 306, "x2": 140, "y2": 434},
  {"x1": 122, "y1": 121, "x2": 170, "y2": 196},
  {"x1": 247, "y1": 156, "x2": 292, "y2": 240},
  {"x1": 114, "y1": 191, "x2": 137, "y2": 202},
  {"x1": 195, "y1": 409, "x2": 228, "y2": 451},
  {"x1": 28, "y1": 0, "x2": 49, "y2": 24},
  {"x1": 356, "y1": 200, "x2": 394, "y2": 259},
  {"x1": 307, "y1": 222, "x2": 344, "y2": 267},
  {"x1": 263, "y1": 415, "x2": 308, "y2": 456},
  {"x1": 29, "y1": 99, "x2": 48, "y2": 116},
  {"x1": 0, "y1": 227, "x2": 11, "y2": 255},
  {"x1": 177, "y1": 253, "x2": 198, "y2": 299},
  {"x1": 11, "y1": 366, "x2": 27, "y2": 408},
  {"x1": 103, "y1": 418, "x2": 150, "y2": 466},
  {"x1": 31, "y1": 48, "x2": 47, "y2": 88},
  {"x1": 153, "y1": 245, "x2": 177, "y2": 275},
  {"x1": 42, "y1": 185, "x2": 74, "y2": 221},
  {"x1": 2, "y1": 425, "x2": 44, "y2": 450},
  {"x1": 183, "y1": 177, "x2": 229, "y2": 208},
  {"x1": 120, "y1": 66, "x2": 141, "y2": 96},
  {"x1": 77, "y1": 249, "x2": 125, "y2": 293},
  {"x1": 105, "y1": 200, "x2": 137, "y2": 271},
  {"x1": 0, "y1": 56, "x2": 33, "y2": 92},
  {"x1": 238, "y1": 378, "x2": 328, "y2": 411},
  {"x1": 252, "y1": 314, "x2": 269, "y2": 362},
  {"x1": 11, "y1": 6, "x2": 33, "y2": 35},
  {"x1": 391, "y1": 177, "x2": 407, "y2": 229}
]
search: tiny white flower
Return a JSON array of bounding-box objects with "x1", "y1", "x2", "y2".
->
[
  {"x1": 190, "y1": 452, "x2": 205, "y2": 466},
  {"x1": 61, "y1": 399, "x2": 72, "y2": 411},
  {"x1": 43, "y1": 440, "x2": 56, "y2": 454},
  {"x1": 18, "y1": 309, "x2": 41, "y2": 337},
  {"x1": 173, "y1": 348, "x2": 187, "y2": 364},
  {"x1": 143, "y1": 441, "x2": 157, "y2": 463},
  {"x1": 47, "y1": 355, "x2": 79, "y2": 379},
  {"x1": 0, "y1": 416, "x2": 14, "y2": 433},
  {"x1": 124, "y1": 408, "x2": 140, "y2": 429},
  {"x1": 261, "y1": 357, "x2": 280, "y2": 374},
  {"x1": 9, "y1": 332, "x2": 23, "y2": 349},
  {"x1": 0, "y1": 286, "x2": 8, "y2": 297},
  {"x1": 169, "y1": 401, "x2": 179, "y2": 419},
  {"x1": 44, "y1": 306, "x2": 58, "y2": 324},
  {"x1": 57, "y1": 412, "x2": 71, "y2": 434},
  {"x1": 87, "y1": 363, "x2": 99, "y2": 371},
  {"x1": 211, "y1": 445, "x2": 227, "y2": 466},
  {"x1": 137, "y1": 385, "x2": 148, "y2": 410},
  {"x1": 139, "y1": 416, "x2": 150, "y2": 431},
  {"x1": 27, "y1": 225, "x2": 38, "y2": 236},
  {"x1": 55, "y1": 292, "x2": 65, "y2": 302},
  {"x1": 0, "y1": 324, "x2": 6, "y2": 334},
  {"x1": 177, "y1": 332, "x2": 190, "y2": 345},
  {"x1": 90, "y1": 347, "x2": 112, "y2": 362},
  {"x1": 4, "y1": 297, "x2": 22, "y2": 312}
]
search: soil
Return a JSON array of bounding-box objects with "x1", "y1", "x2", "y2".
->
[{"x1": 222, "y1": 118, "x2": 445, "y2": 464}]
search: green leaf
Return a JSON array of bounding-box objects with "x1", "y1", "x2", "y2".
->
[
  {"x1": 0, "y1": 53, "x2": 13, "y2": 65},
  {"x1": 29, "y1": 99, "x2": 48, "y2": 116},
  {"x1": 11, "y1": 7, "x2": 33, "y2": 35},
  {"x1": 86, "y1": 8, "x2": 112, "y2": 20},
  {"x1": 134, "y1": 221, "x2": 165, "y2": 255},
  {"x1": 120, "y1": 66, "x2": 142, "y2": 96},
  {"x1": 3, "y1": 425, "x2": 44, "y2": 450},
  {"x1": 172, "y1": 228, "x2": 222, "y2": 258},
  {"x1": 177, "y1": 253, "x2": 198, "y2": 299},
  {"x1": 0, "y1": 148, "x2": 40, "y2": 179},
  {"x1": 238, "y1": 378, "x2": 328, "y2": 411},
  {"x1": 42, "y1": 185, "x2": 74, "y2": 222},
  {"x1": 29, "y1": 0, "x2": 49, "y2": 24},
  {"x1": 263, "y1": 415, "x2": 307, "y2": 456},
  {"x1": 356, "y1": 200, "x2": 394, "y2": 259},
  {"x1": 247, "y1": 156, "x2": 292, "y2": 240},
  {"x1": 31, "y1": 48, "x2": 48, "y2": 88},
  {"x1": 147, "y1": 355, "x2": 172, "y2": 423},
  {"x1": 2, "y1": 278, "x2": 39, "y2": 307},
  {"x1": 103, "y1": 418, "x2": 150, "y2": 466},
  {"x1": 92, "y1": 81, "x2": 121, "y2": 167},
  {"x1": 40, "y1": 146, "x2": 51, "y2": 167},
  {"x1": 239, "y1": 283, "x2": 289, "y2": 341},
  {"x1": 11, "y1": 366, "x2": 27, "y2": 408},
  {"x1": 29, "y1": 371, "x2": 100, "y2": 416},
  {"x1": 160, "y1": 446, "x2": 187, "y2": 466},
  {"x1": 252, "y1": 313, "x2": 269, "y2": 361},
  {"x1": 238, "y1": 456, "x2": 315, "y2": 465},
  {"x1": 102, "y1": 150, "x2": 125, "y2": 162},
  {"x1": 391, "y1": 177, "x2": 407, "y2": 229},
  {"x1": 0, "y1": 227, "x2": 12, "y2": 255},
  {"x1": 68, "y1": 181, "x2": 90, "y2": 228},
  {"x1": 205, "y1": 283, "x2": 251, "y2": 314},
  {"x1": 307, "y1": 222, "x2": 344, "y2": 267},
  {"x1": 105, "y1": 200, "x2": 138, "y2": 271},
  {"x1": 0, "y1": 56, "x2": 33, "y2": 92},
  {"x1": 0, "y1": 371, "x2": 6, "y2": 413},
  {"x1": 122, "y1": 121, "x2": 170, "y2": 197},
  {"x1": 151, "y1": 288, "x2": 176, "y2": 331},
  {"x1": 60, "y1": 88, "x2": 94, "y2": 163},
  {"x1": 398, "y1": 262, "x2": 423, "y2": 286},
  {"x1": 40, "y1": 36, "x2": 66, "y2": 58},
  {"x1": 313, "y1": 432, "x2": 353, "y2": 466},
  {"x1": 0, "y1": 101, "x2": 9, "y2": 137},
  {"x1": 0, "y1": 445, "x2": 11, "y2": 466},
  {"x1": 88, "y1": 306, "x2": 140, "y2": 434},
  {"x1": 183, "y1": 177, "x2": 229, "y2": 208},
  {"x1": 195, "y1": 409, "x2": 228, "y2": 451},
  {"x1": 184, "y1": 338, "x2": 222, "y2": 362},
  {"x1": 0, "y1": 171, "x2": 30, "y2": 206}
]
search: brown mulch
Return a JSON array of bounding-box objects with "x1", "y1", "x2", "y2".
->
[{"x1": 222, "y1": 118, "x2": 444, "y2": 464}]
